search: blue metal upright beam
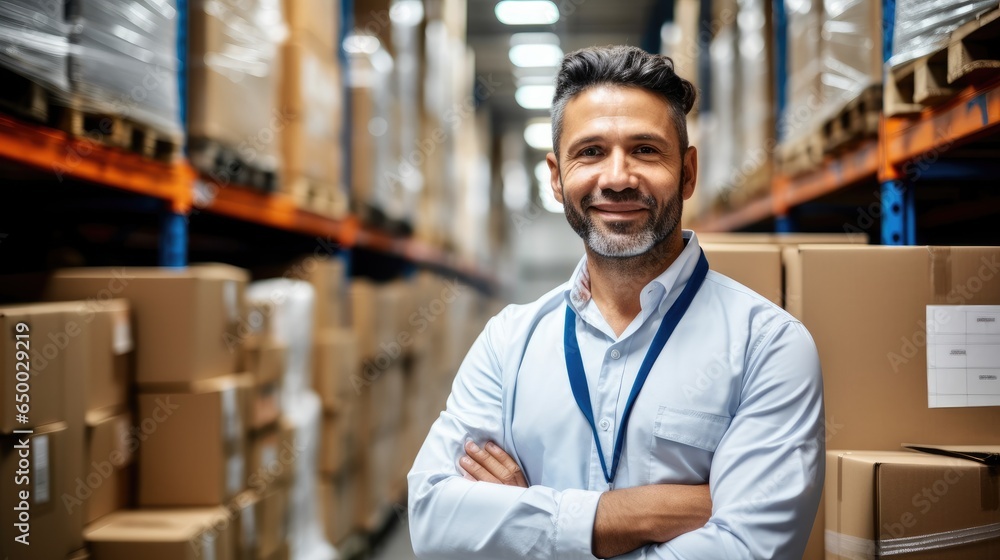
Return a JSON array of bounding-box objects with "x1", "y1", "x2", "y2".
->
[
  {"x1": 773, "y1": 0, "x2": 788, "y2": 141},
  {"x1": 880, "y1": 180, "x2": 915, "y2": 245},
  {"x1": 775, "y1": 214, "x2": 796, "y2": 233},
  {"x1": 160, "y1": 211, "x2": 188, "y2": 266}
]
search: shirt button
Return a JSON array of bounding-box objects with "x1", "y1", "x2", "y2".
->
[
  {"x1": 599, "y1": 418, "x2": 611, "y2": 431},
  {"x1": 610, "y1": 349, "x2": 621, "y2": 359}
]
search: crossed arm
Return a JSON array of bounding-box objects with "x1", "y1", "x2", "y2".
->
[{"x1": 459, "y1": 440, "x2": 712, "y2": 558}]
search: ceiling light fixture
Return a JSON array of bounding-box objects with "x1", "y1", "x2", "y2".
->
[
  {"x1": 509, "y1": 43, "x2": 564, "y2": 68},
  {"x1": 495, "y1": 1, "x2": 560, "y2": 25},
  {"x1": 515, "y1": 85, "x2": 555, "y2": 110},
  {"x1": 524, "y1": 120, "x2": 553, "y2": 150}
]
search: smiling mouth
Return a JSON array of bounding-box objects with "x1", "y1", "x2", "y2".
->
[{"x1": 589, "y1": 204, "x2": 649, "y2": 217}]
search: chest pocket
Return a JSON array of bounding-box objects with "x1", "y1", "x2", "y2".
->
[{"x1": 649, "y1": 406, "x2": 732, "y2": 483}]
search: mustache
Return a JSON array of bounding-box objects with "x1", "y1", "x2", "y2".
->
[{"x1": 581, "y1": 189, "x2": 657, "y2": 210}]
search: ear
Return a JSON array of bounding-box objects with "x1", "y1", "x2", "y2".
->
[
  {"x1": 546, "y1": 152, "x2": 563, "y2": 203},
  {"x1": 681, "y1": 146, "x2": 697, "y2": 201}
]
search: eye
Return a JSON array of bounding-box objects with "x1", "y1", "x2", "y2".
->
[
  {"x1": 635, "y1": 146, "x2": 658, "y2": 154},
  {"x1": 579, "y1": 146, "x2": 601, "y2": 157}
]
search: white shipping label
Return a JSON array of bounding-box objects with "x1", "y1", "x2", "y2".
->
[
  {"x1": 221, "y1": 387, "x2": 240, "y2": 443},
  {"x1": 927, "y1": 305, "x2": 1000, "y2": 407},
  {"x1": 112, "y1": 307, "x2": 134, "y2": 355},
  {"x1": 261, "y1": 442, "x2": 278, "y2": 470},
  {"x1": 33, "y1": 434, "x2": 50, "y2": 504}
]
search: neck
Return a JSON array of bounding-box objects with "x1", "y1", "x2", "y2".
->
[{"x1": 586, "y1": 232, "x2": 686, "y2": 337}]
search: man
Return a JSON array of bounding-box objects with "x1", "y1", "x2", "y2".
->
[{"x1": 408, "y1": 45, "x2": 824, "y2": 559}]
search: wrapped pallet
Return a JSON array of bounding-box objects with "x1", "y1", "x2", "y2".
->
[
  {"x1": 733, "y1": 0, "x2": 774, "y2": 202},
  {"x1": 281, "y1": 0, "x2": 345, "y2": 217},
  {"x1": 66, "y1": 0, "x2": 182, "y2": 157},
  {"x1": 820, "y1": 0, "x2": 882, "y2": 104},
  {"x1": 0, "y1": 0, "x2": 70, "y2": 120},
  {"x1": 782, "y1": 0, "x2": 824, "y2": 140},
  {"x1": 889, "y1": 0, "x2": 997, "y2": 67},
  {"x1": 188, "y1": 0, "x2": 287, "y2": 187}
]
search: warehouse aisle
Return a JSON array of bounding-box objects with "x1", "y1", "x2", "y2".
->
[{"x1": 373, "y1": 521, "x2": 417, "y2": 560}]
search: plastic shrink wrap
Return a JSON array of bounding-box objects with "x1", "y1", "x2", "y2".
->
[{"x1": 68, "y1": 0, "x2": 182, "y2": 135}]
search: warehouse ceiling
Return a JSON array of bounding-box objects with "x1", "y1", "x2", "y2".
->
[{"x1": 466, "y1": 0, "x2": 663, "y2": 128}]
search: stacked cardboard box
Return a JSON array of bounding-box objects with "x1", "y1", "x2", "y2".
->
[
  {"x1": 281, "y1": 0, "x2": 346, "y2": 217},
  {"x1": 780, "y1": 246, "x2": 1000, "y2": 559},
  {"x1": 43, "y1": 266, "x2": 297, "y2": 559},
  {"x1": 825, "y1": 448, "x2": 1000, "y2": 559}
]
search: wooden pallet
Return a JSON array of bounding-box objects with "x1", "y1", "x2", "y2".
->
[
  {"x1": 0, "y1": 66, "x2": 50, "y2": 123},
  {"x1": 886, "y1": 7, "x2": 1000, "y2": 115},
  {"x1": 822, "y1": 85, "x2": 882, "y2": 154},
  {"x1": 50, "y1": 102, "x2": 183, "y2": 164},
  {"x1": 189, "y1": 137, "x2": 279, "y2": 192},
  {"x1": 775, "y1": 130, "x2": 825, "y2": 177},
  {"x1": 287, "y1": 176, "x2": 348, "y2": 219}
]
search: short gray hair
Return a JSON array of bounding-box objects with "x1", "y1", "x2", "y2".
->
[{"x1": 551, "y1": 45, "x2": 696, "y2": 158}]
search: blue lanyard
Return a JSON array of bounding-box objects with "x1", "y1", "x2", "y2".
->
[{"x1": 563, "y1": 250, "x2": 710, "y2": 489}]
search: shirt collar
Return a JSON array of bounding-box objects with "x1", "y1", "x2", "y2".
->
[{"x1": 564, "y1": 229, "x2": 702, "y2": 316}]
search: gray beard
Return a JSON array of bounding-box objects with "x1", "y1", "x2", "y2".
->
[{"x1": 562, "y1": 171, "x2": 684, "y2": 260}]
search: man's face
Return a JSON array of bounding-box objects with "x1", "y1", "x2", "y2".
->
[{"x1": 547, "y1": 86, "x2": 697, "y2": 258}]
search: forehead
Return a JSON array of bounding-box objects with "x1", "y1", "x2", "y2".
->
[{"x1": 561, "y1": 85, "x2": 677, "y2": 141}]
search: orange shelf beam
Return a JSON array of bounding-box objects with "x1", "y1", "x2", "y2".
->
[
  {"x1": 199, "y1": 180, "x2": 356, "y2": 242},
  {"x1": 694, "y1": 194, "x2": 775, "y2": 232},
  {"x1": 775, "y1": 139, "x2": 879, "y2": 214},
  {"x1": 0, "y1": 113, "x2": 193, "y2": 212},
  {"x1": 883, "y1": 79, "x2": 1000, "y2": 172}
]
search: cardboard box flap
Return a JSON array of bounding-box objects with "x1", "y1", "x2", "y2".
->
[{"x1": 904, "y1": 444, "x2": 1000, "y2": 466}]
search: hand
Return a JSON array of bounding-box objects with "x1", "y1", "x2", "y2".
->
[
  {"x1": 592, "y1": 484, "x2": 712, "y2": 558},
  {"x1": 459, "y1": 440, "x2": 528, "y2": 488}
]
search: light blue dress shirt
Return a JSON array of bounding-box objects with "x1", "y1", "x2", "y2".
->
[{"x1": 408, "y1": 230, "x2": 825, "y2": 559}]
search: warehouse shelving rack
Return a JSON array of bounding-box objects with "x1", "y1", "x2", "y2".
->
[
  {"x1": 0, "y1": 0, "x2": 496, "y2": 292},
  {"x1": 691, "y1": 0, "x2": 1000, "y2": 244}
]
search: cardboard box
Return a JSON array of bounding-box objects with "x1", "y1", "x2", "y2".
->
[
  {"x1": 313, "y1": 328, "x2": 359, "y2": 412},
  {"x1": 281, "y1": 41, "x2": 342, "y2": 188},
  {"x1": 320, "y1": 406, "x2": 356, "y2": 475},
  {"x1": 826, "y1": 449, "x2": 1000, "y2": 559},
  {"x1": 67, "y1": 548, "x2": 90, "y2": 560},
  {"x1": 290, "y1": 255, "x2": 348, "y2": 331},
  {"x1": 320, "y1": 472, "x2": 358, "y2": 545},
  {"x1": 187, "y1": 0, "x2": 284, "y2": 172},
  {"x1": 81, "y1": 411, "x2": 133, "y2": 525},
  {"x1": 84, "y1": 508, "x2": 235, "y2": 560},
  {"x1": 350, "y1": 280, "x2": 377, "y2": 358},
  {"x1": 697, "y1": 232, "x2": 869, "y2": 246},
  {"x1": 701, "y1": 243, "x2": 783, "y2": 306},
  {"x1": 285, "y1": 0, "x2": 340, "y2": 50},
  {"x1": 46, "y1": 265, "x2": 248, "y2": 385},
  {"x1": 248, "y1": 422, "x2": 295, "y2": 488},
  {"x1": 247, "y1": 379, "x2": 282, "y2": 432},
  {"x1": 137, "y1": 374, "x2": 251, "y2": 506},
  {"x1": 84, "y1": 299, "x2": 132, "y2": 419},
  {"x1": 257, "y1": 486, "x2": 289, "y2": 558},
  {"x1": 784, "y1": 246, "x2": 1000, "y2": 559},
  {"x1": 1, "y1": 422, "x2": 85, "y2": 560},
  {"x1": 0, "y1": 302, "x2": 80, "y2": 431},
  {"x1": 243, "y1": 339, "x2": 286, "y2": 386}
]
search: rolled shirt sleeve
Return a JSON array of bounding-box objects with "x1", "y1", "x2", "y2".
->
[{"x1": 408, "y1": 311, "x2": 603, "y2": 560}]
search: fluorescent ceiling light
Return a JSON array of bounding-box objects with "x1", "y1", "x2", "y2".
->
[
  {"x1": 390, "y1": 0, "x2": 424, "y2": 26},
  {"x1": 524, "y1": 121, "x2": 553, "y2": 150},
  {"x1": 509, "y1": 44, "x2": 564, "y2": 68},
  {"x1": 495, "y1": 1, "x2": 560, "y2": 25},
  {"x1": 515, "y1": 85, "x2": 555, "y2": 110}
]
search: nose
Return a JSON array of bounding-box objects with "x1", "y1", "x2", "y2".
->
[{"x1": 597, "y1": 148, "x2": 638, "y2": 192}]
